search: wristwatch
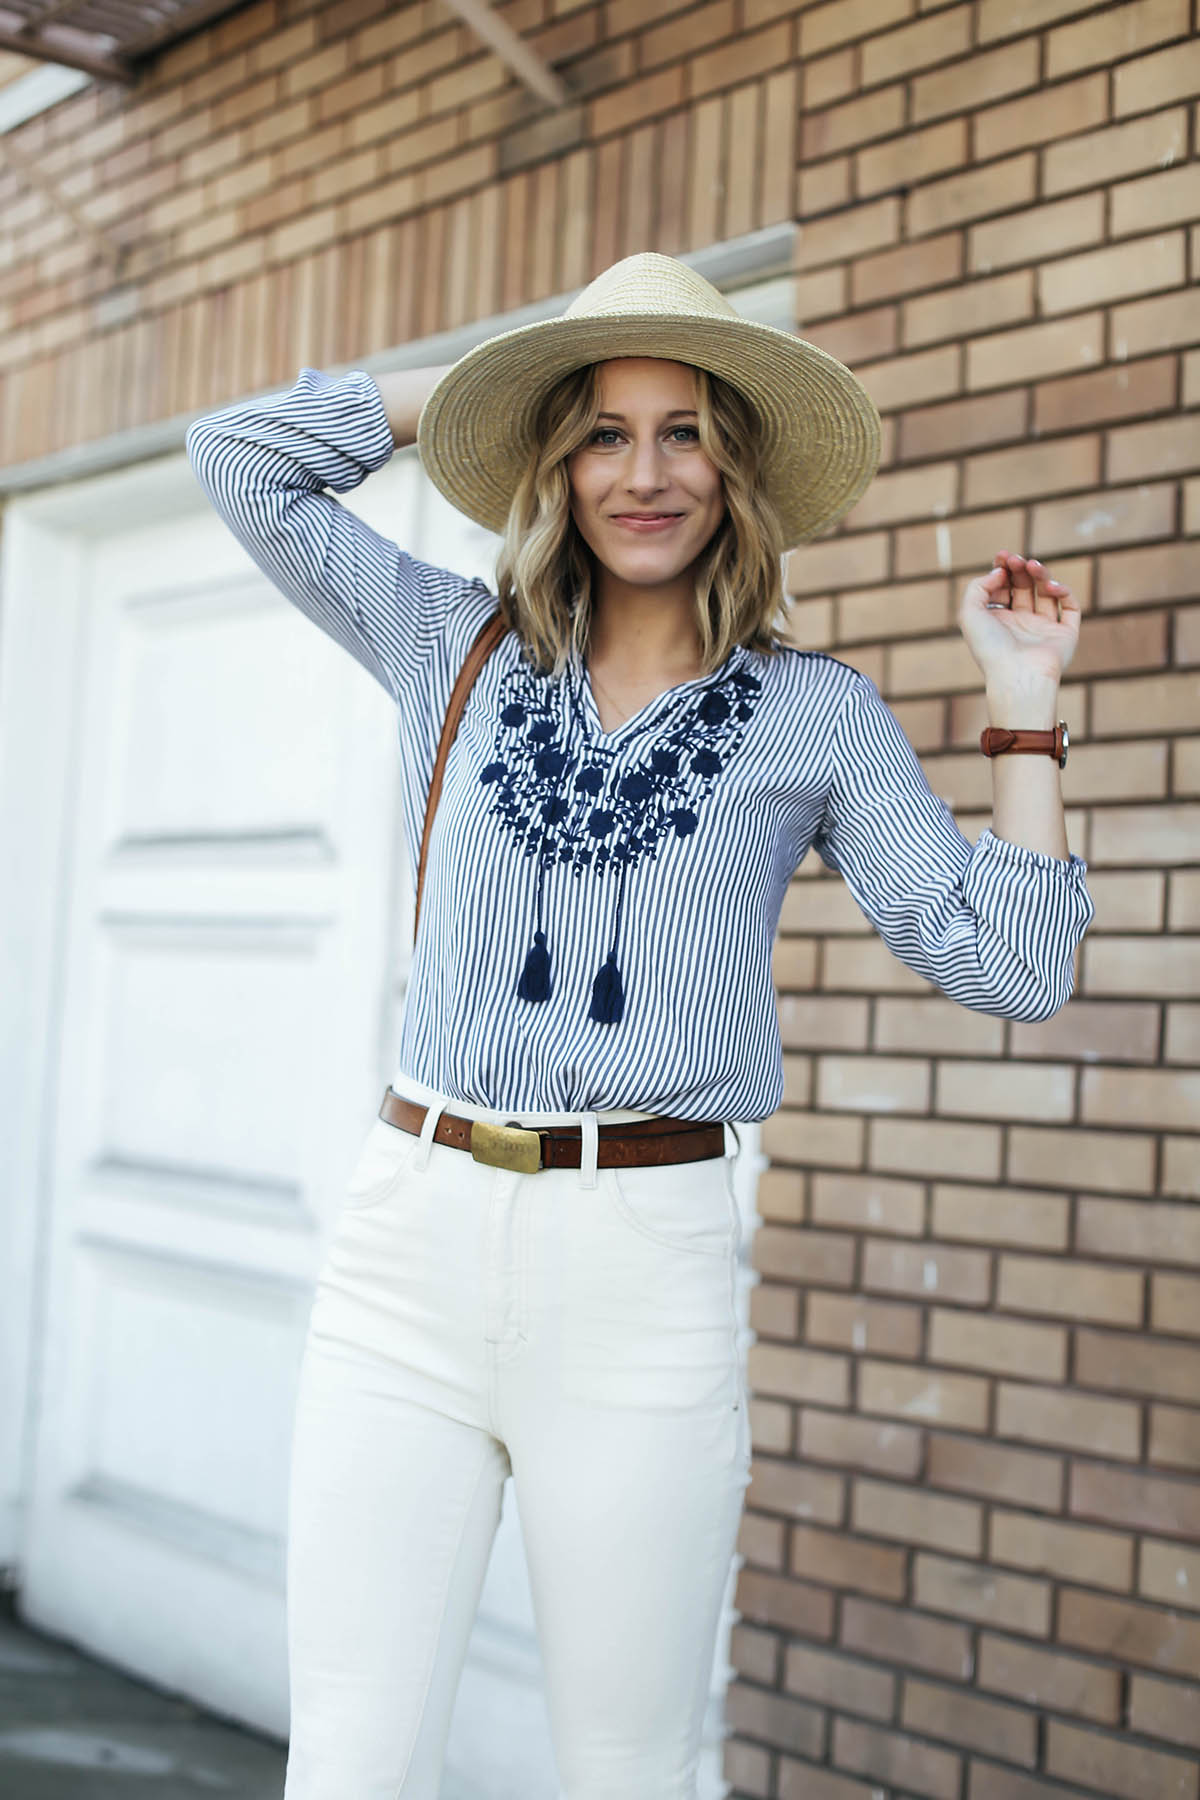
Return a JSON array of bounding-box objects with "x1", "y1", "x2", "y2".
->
[{"x1": 979, "y1": 722, "x2": 1069, "y2": 768}]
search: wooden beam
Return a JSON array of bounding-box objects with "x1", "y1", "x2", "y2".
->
[
  {"x1": 0, "y1": 23, "x2": 133, "y2": 83},
  {"x1": 438, "y1": 0, "x2": 568, "y2": 108},
  {"x1": 0, "y1": 129, "x2": 127, "y2": 268}
]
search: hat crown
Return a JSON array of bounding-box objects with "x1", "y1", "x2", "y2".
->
[{"x1": 563, "y1": 252, "x2": 737, "y2": 323}]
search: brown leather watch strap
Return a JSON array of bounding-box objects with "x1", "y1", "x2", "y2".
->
[
  {"x1": 980, "y1": 723, "x2": 1068, "y2": 767},
  {"x1": 414, "y1": 609, "x2": 507, "y2": 945},
  {"x1": 379, "y1": 1090, "x2": 726, "y2": 1170}
]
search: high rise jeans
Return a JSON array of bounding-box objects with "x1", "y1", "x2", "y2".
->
[{"x1": 282, "y1": 1075, "x2": 753, "y2": 1800}]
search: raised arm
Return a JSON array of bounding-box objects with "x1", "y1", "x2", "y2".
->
[
  {"x1": 813, "y1": 666, "x2": 1094, "y2": 1023},
  {"x1": 185, "y1": 365, "x2": 492, "y2": 708}
]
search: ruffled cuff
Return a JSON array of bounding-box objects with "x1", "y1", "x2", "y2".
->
[
  {"x1": 287, "y1": 366, "x2": 397, "y2": 488},
  {"x1": 961, "y1": 826, "x2": 1096, "y2": 1017}
]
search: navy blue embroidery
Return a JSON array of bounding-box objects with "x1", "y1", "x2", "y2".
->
[{"x1": 479, "y1": 649, "x2": 763, "y2": 1021}]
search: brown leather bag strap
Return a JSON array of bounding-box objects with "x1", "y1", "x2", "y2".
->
[{"x1": 414, "y1": 609, "x2": 506, "y2": 945}]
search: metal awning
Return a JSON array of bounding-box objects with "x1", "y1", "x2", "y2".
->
[{"x1": 0, "y1": 0, "x2": 568, "y2": 94}]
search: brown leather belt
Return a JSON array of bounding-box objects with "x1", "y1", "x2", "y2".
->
[{"x1": 379, "y1": 1089, "x2": 725, "y2": 1175}]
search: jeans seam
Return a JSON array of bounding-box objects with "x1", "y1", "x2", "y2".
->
[{"x1": 391, "y1": 1439, "x2": 496, "y2": 1799}]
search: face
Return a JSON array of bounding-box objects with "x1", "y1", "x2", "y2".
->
[{"x1": 565, "y1": 358, "x2": 725, "y2": 592}]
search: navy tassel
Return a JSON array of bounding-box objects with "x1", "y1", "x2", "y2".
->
[
  {"x1": 517, "y1": 930, "x2": 552, "y2": 1002},
  {"x1": 589, "y1": 953, "x2": 625, "y2": 1024}
]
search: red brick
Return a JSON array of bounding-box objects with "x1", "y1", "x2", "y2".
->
[
  {"x1": 926, "y1": 1433, "x2": 1063, "y2": 1511},
  {"x1": 753, "y1": 1225, "x2": 855, "y2": 1286},
  {"x1": 928, "y1": 1309, "x2": 1067, "y2": 1381},
  {"x1": 803, "y1": 85, "x2": 905, "y2": 159},
  {"x1": 863, "y1": 1239, "x2": 991, "y2": 1306},
  {"x1": 1165, "y1": 1004, "x2": 1200, "y2": 1064},
  {"x1": 995, "y1": 1380, "x2": 1142, "y2": 1461},
  {"x1": 739, "y1": 1506, "x2": 786, "y2": 1569},
  {"x1": 859, "y1": 1358, "x2": 991, "y2": 1432},
  {"x1": 861, "y1": 344, "x2": 961, "y2": 413},
  {"x1": 751, "y1": 1281, "x2": 801, "y2": 1340},
  {"x1": 936, "y1": 1058, "x2": 1075, "y2": 1123},
  {"x1": 852, "y1": 232, "x2": 962, "y2": 306},
  {"x1": 844, "y1": 460, "x2": 958, "y2": 529},
  {"x1": 968, "y1": 1767, "x2": 1098, "y2": 1800},
  {"x1": 785, "y1": 532, "x2": 888, "y2": 595},
  {"x1": 908, "y1": 154, "x2": 1036, "y2": 238},
  {"x1": 799, "y1": 0, "x2": 913, "y2": 58},
  {"x1": 974, "y1": 69, "x2": 1107, "y2": 159},
  {"x1": 1150, "y1": 1404, "x2": 1200, "y2": 1471},
  {"x1": 854, "y1": 1477, "x2": 983, "y2": 1556},
  {"x1": 799, "y1": 1407, "x2": 924, "y2": 1479},
  {"x1": 794, "y1": 197, "x2": 901, "y2": 272},
  {"x1": 1033, "y1": 481, "x2": 1175, "y2": 556},
  {"x1": 870, "y1": 1118, "x2": 1001, "y2": 1182},
  {"x1": 784, "y1": 1641, "x2": 895, "y2": 1720},
  {"x1": 1078, "y1": 1197, "x2": 1200, "y2": 1266},
  {"x1": 749, "y1": 1454, "x2": 844, "y2": 1525},
  {"x1": 1046, "y1": 106, "x2": 1190, "y2": 198},
  {"x1": 900, "y1": 388, "x2": 1029, "y2": 462},
  {"x1": 837, "y1": 578, "x2": 952, "y2": 643},
  {"x1": 1011, "y1": 1125, "x2": 1156, "y2": 1192},
  {"x1": 1081, "y1": 1063, "x2": 1200, "y2": 1128},
  {"x1": 832, "y1": 1715, "x2": 961, "y2": 1800},
  {"x1": 777, "y1": 1763, "x2": 881, "y2": 1800},
  {"x1": 971, "y1": 193, "x2": 1104, "y2": 277},
  {"x1": 1152, "y1": 1273, "x2": 1200, "y2": 1337},
  {"x1": 968, "y1": 313, "x2": 1103, "y2": 390},
  {"x1": 858, "y1": 117, "x2": 967, "y2": 198},
  {"x1": 1130, "y1": 1672, "x2": 1200, "y2": 1753},
  {"x1": 791, "y1": 1521, "x2": 908, "y2": 1599},
  {"x1": 902, "y1": 1676, "x2": 1038, "y2": 1765},
  {"x1": 1141, "y1": 1538, "x2": 1200, "y2": 1614},
  {"x1": 590, "y1": 64, "x2": 683, "y2": 136},
  {"x1": 997, "y1": 1254, "x2": 1144, "y2": 1326},
  {"x1": 1046, "y1": 1718, "x2": 1200, "y2": 1800},
  {"x1": 979, "y1": 1633, "x2": 1122, "y2": 1724},
  {"x1": 1084, "y1": 934, "x2": 1200, "y2": 998},
  {"x1": 1110, "y1": 414, "x2": 1200, "y2": 483},
  {"x1": 730, "y1": 1619, "x2": 781, "y2": 1686},
  {"x1": 1111, "y1": 289, "x2": 1200, "y2": 357},
  {"x1": 1070, "y1": 1456, "x2": 1200, "y2": 1537},
  {"x1": 841, "y1": 1595, "x2": 973, "y2": 1680},
  {"x1": 723, "y1": 1737, "x2": 771, "y2": 1798},
  {"x1": 807, "y1": 1290, "x2": 924, "y2": 1359},
  {"x1": 810, "y1": 1170, "x2": 927, "y2": 1236},
  {"x1": 748, "y1": 1341, "x2": 851, "y2": 1406},
  {"x1": 1114, "y1": 33, "x2": 1200, "y2": 113},
  {"x1": 1012, "y1": 1000, "x2": 1160, "y2": 1066},
  {"x1": 861, "y1": 6, "x2": 971, "y2": 84},
  {"x1": 736, "y1": 1564, "x2": 836, "y2": 1638},
  {"x1": 914, "y1": 1552, "x2": 1052, "y2": 1635},
  {"x1": 904, "y1": 272, "x2": 1034, "y2": 351},
  {"x1": 911, "y1": 38, "x2": 1040, "y2": 125},
  {"x1": 1035, "y1": 356, "x2": 1178, "y2": 437},
  {"x1": 990, "y1": 1508, "x2": 1136, "y2": 1592},
  {"x1": 1077, "y1": 1328, "x2": 1200, "y2": 1405},
  {"x1": 725, "y1": 1680, "x2": 826, "y2": 1757},
  {"x1": 875, "y1": 997, "x2": 1004, "y2": 1057},
  {"x1": 964, "y1": 434, "x2": 1100, "y2": 508},
  {"x1": 932, "y1": 1184, "x2": 1069, "y2": 1252},
  {"x1": 1098, "y1": 541, "x2": 1200, "y2": 610}
]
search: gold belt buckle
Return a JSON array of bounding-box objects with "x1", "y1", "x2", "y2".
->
[{"x1": 470, "y1": 1120, "x2": 544, "y2": 1174}]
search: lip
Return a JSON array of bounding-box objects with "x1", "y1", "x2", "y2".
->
[{"x1": 609, "y1": 513, "x2": 684, "y2": 533}]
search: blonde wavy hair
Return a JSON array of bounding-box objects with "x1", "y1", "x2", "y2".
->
[{"x1": 494, "y1": 361, "x2": 787, "y2": 676}]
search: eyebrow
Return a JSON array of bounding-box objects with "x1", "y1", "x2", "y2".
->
[{"x1": 595, "y1": 408, "x2": 699, "y2": 421}]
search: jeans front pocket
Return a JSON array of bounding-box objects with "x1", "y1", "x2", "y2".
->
[
  {"x1": 603, "y1": 1153, "x2": 737, "y2": 1258},
  {"x1": 340, "y1": 1115, "x2": 419, "y2": 1214}
]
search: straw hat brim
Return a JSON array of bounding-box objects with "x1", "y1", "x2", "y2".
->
[{"x1": 417, "y1": 312, "x2": 881, "y2": 550}]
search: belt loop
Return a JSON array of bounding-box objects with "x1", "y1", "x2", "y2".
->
[
  {"x1": 412, "y1": 1097, "x2": 447, "y2": 1172},
  {"x1": 579, "y1": 1112, "x2": 599, "y2": 1190}
]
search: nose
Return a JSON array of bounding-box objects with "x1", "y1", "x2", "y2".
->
[{"x1": 623, "y1": 431, "x2": 667, "y2": 499}]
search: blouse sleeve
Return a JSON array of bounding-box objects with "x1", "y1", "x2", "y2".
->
[
  {"x1": 184, "y1": 365, "x2": 496, "y2": 708},
  {"x1": 813, "y1": 670, "x2": 1095, "y2": 1022}
]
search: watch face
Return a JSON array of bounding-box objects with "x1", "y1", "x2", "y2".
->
[{"x1": 1058, "y1": 721, "x2": 1069, "y2": 768}]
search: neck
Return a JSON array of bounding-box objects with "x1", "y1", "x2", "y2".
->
[{"x1": 587, "y1": 567, "x2": 703, "y2": 679}]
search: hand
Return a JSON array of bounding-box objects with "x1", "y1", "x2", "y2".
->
[{"x1": 960, "y1": 552, "x2": 1082, "y2": 702}]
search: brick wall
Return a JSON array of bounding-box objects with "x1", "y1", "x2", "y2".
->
[{"x1": 2, "y1": 3, "x2": 1198, "y2": 1798}]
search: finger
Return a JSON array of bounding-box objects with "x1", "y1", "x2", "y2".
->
[
  {"x1": 1008, "y1": 558, "x2": 1036, "y2": 610},
  {"x1": 976, "y1": 567, "x2": 1012, "y2": 610}
]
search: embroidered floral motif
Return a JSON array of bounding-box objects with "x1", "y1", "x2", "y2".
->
[
  {"x1": 477, "y1": 648, "x2": 763, "y2": 1022},
  {"x1": 481, "y1": 653, "x2": 762, "y2": 878}
]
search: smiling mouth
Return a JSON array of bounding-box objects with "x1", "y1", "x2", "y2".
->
[{"x1": 610, "y1": 512, "x2": 684, "y2": 530}]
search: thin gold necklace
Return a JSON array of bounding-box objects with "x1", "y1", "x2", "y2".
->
[{"x1": 588, "y1": 664, "x2": 636, "y2": 725}]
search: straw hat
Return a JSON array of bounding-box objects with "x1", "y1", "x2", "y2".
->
[{"x1": 417, "y1": 251, "x2": 881, "y2": 549}]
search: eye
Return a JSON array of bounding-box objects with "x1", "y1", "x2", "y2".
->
[
  {"x1": 668, "y1": 424, "x2": 700, "y2": 444},
  {"x1": 588, "y1": 427, "x2": 624, "y2": 446}
]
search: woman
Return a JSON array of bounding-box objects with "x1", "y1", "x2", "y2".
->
[{"x1": 186, "y1": 253, "x2": 1093, "y2": 1800}]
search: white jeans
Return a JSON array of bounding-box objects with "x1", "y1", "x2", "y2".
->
[{"x1": 283, "y1": 1076, "x2": 752, "y2": 1800}]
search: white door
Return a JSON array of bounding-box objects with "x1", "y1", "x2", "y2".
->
[{"x1": 8, "y1": 436, "x2": 759, "y2": 1797}]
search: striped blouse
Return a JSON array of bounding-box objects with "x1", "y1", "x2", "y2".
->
[{"x1": 185, "y1": 366, "x2": 1095, "y2": 1123}]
